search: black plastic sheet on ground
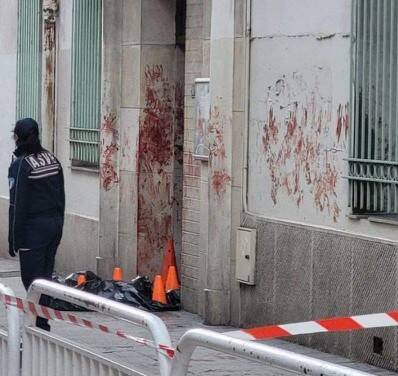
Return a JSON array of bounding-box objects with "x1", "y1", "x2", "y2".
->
[{"x1": 51, "y1": 271, "x2": 181, "y2": 312}]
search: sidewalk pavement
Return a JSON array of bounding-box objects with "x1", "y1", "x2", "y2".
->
[{"x1": 0, "y1": 258, "x2": 396, "y2": 375}]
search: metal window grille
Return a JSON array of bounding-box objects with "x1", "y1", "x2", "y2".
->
[
  {"x1": 70, "y1": 0, "x2": 102, "y2": 167},
  {"x1": 349, "y1": 0, "x2": 398, "y2": 214},
  {"x1": 16, "y1": 0, "x2": 42, "y2": 121}
]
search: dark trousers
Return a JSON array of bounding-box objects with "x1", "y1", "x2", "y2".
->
[{"x1": 19, "y1": 217, "x2": 63, "y2": 331}]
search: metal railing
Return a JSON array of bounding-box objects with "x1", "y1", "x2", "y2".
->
[
  {"x1": 0, "y1": 284, "x2": 20, "y2": 376},
  {"x1": 25, "y1": 279, "x2": 173, "y2": 376},
  {"x1": 22, "y1": 327, "x2": 144, "y2": 376},
  {"x1": 17, "y1": 0, "x2": 42, "y2": 121},
  {"x1": 170, "y1": 328, "x2": 375, "y2": 376},
  {"x1": 17, "y1": 280, "x2": 379, "y2": 376},
  {"x1": 70, "y1": 0, "x2": 102, "y2": 166},
  {"x1": 0, "y1": 331, "x2": 8, "y2": 376},
  {"x1": 349, "y1": 0, "x2": 398, "y2": 213}
]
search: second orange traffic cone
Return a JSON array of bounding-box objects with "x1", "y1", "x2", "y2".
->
[
  {"x1": 152, "y1": 275, "x2": 167, "y2": 304},
  {"x1": 165, "y1": 266, "x2": 180, "y2": 292},
  {"x1": 112, "y1": 267, "x2": 123, "y2": 281},
  {"x1": 161, "y1": 239, "x2": 179, "y2": 283},
  {"x1": 76, "y1": 274, "x2": 86, "y2": 287}
]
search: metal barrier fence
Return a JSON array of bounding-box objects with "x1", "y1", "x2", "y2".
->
[
  {"x1": 0, "y1": 330, "x2": 8, "y2": 376},
  {"x1": 170, "y1": 328, "x2": 375, "y2": 376},
  {"x1": 25, "y1": 279, "x2": 172, "y2": 376},
  {"x1": 0, "y1": 279, "x2": 379, "y2": 376},
  {"x1": 0, "y1": 283, "x2": 20, "y2": 376},
  {"x1": 22, "y1": 327, "x2": 144, "y2": 376}
]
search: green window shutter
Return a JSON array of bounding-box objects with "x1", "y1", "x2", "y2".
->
[
  {"x1": 70, "y1": 0, "x2": 102, "y2": 167},
  {"x1": 16, "y1": 0, "x2": 42, "y2": 121}
]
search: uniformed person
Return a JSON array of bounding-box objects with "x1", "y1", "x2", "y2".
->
[{"x1": 8, "y1": 118, "x2": 65, "y2": 331}]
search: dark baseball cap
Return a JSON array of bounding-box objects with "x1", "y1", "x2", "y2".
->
[{"x1": 13, "y1": 118, "x2": 39, "y2": 141}]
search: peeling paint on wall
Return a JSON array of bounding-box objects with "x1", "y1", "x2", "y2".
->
[
  {"x1": 137, "y1": 65, "x2": 175, "y2": 276},
  {"x1": 194, "y1": 80, "x2": 211, "y2": 158},
  {"x1": 44, "y1": 22, "x2": 55, "y2": 52},
  {"x1": 43, "y1": 21, "x2": 55, "y2": 124},
  {"x1": 42, "y1": 1, "x2": 58, "y2": 150},
  {"x1": 260, "y1": 69, "x2": 347, "y2": 221},
  {"x1": 336, "y1": 103, "x2": 349, "y2": 142}
]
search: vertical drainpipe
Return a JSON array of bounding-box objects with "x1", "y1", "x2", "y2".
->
[{"x1": 41, "y1": 0, "x2": 58, "y2": 152}]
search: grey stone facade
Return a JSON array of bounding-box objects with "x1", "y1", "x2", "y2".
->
[
  {"x1": 1, "y1": 1, "x2": 398, "y2": 372},
  {"x1": 240, "y1": 214, "x2": 398, "y2": 370}
]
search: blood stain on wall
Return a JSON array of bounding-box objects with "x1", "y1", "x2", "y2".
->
[
  {"x1": 102, "y1": 113, "x2": 118, "y2": 137},
  {"x1": 209, "y1": 105, "x2": 231, "y2": 198},
  {"x1": 261, "y1": 70, "x2": 346, "y2": 221},
  {"x1": 101, "y1": 113, "x2": 119, "y2": 191},
  {"x1": 209, "y1": 106, "x2": 227, "y2": 161},
  {"x1": 137, "y1": 64, "x2": 175, "y2": 276},
  {"x1": 212, "y1": 170, "x2": 231, "y2": 198},
  {"x1": 101, "y1": 143, "x2": 119, "y2": 191}
]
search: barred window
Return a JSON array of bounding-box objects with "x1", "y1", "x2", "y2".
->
[
  {"x1": 17, "y1": 0, "x2": 42, "y2": 121},
  {"x1": 349, "y1": 0, "x2": 398, "y2": 214},
  {"x1": 70, "y1": 0, "x2": 102, "y2": 168}
]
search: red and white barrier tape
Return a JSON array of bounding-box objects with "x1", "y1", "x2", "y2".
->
[
  {"x1": 224, "y1": 311, "x2": 398, "y2": 341},
  {"x1": 0, "y1": 294, "x2": 175, "y2": 358},
  {"x1": 4, "y1": 292, "x2": 398, "y2": 355}
]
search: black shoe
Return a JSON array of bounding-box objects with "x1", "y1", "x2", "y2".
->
[{"x1": 36, "y1": 317, "x2": 51, "y2": 332}]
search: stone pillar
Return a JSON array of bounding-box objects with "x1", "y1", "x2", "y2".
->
[
  {"x1": 135, "y1": 0, "x2": 178, "y2": 278},
  {"x1": 204, "y1": 0, "x2": 235, "y2": 325},
  {"x1": 100, "y1": 0, "x2": 180, "y2": 280},
  {"x1": 117, "y1": 0, "x2": 142, "y2": 279},
  {"x1": 41, "y1": 0, "x2": 58, "y2": 151},
  {"x1": 98, "y1": 0, "x2": 122, "y2": 278}
]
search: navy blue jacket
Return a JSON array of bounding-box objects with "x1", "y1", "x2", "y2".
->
[{"x1": 8, "y1": 149, "x2": 65, "y2": 252}]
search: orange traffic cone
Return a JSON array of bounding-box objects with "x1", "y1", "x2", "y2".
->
[
  {"x1": 165, "y1": 266, "x2": 180, "y2": 292},
  {"x1": 152, "y1": 275, "x2": 167, "y2": 304},
  {"x1": 76, "y1": 274, "x2": 86, "y2": 286},
  {"x1": 112, "y1": 267, "x2": 123, "y2": 281},
  {"x1": 161, "y1": 239, "x2": 179, "y2": 283}
]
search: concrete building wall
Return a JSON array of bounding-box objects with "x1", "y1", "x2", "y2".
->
[
  {"x1": 0, "y1": 1, "x2": 18, "y2": 258},
  {"x1": 236, "y1": 0, "x2": 398, "y2": 370},
  {"x1": 0, "y1": 0, "x2": 99, "y2": 272},
  {"x1": 56, "y1": 0, "x2": 100, "y2": 220},
  {"x1": 178, "y1": 0, "x2": 398, "y2": 370},
  {"x1": 245, "y1": 0, "x2": 398, "y2": 243},
  {"x1": 181, "y1": 0, "x2": 211, "y2": 314},
  {"x1": 204, "y1": 0, "x2": 236, "y2": 325},
  {"x1": 55, "y1": 0, "x2": 99, "y2": 274},
  {"x1": 230, "y1": 0, "x2": 246, "y2": 325},
  {"x1": 0, "y1": 0, "x2": 185, "y2": 278},
  {"x1": 97, "y1": 0, "x2": 184, "y2": 280},
  {"x1": 247, "y1": 1, "x2": 351, "y2": 227},
  {"x1": 2, "y1": 0, "x2": 398, "y2": 369}
]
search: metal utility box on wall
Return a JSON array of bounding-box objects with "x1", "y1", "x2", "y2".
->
[{"x1": 236, "y1": 227, "x2": 256, "y2": 285}]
